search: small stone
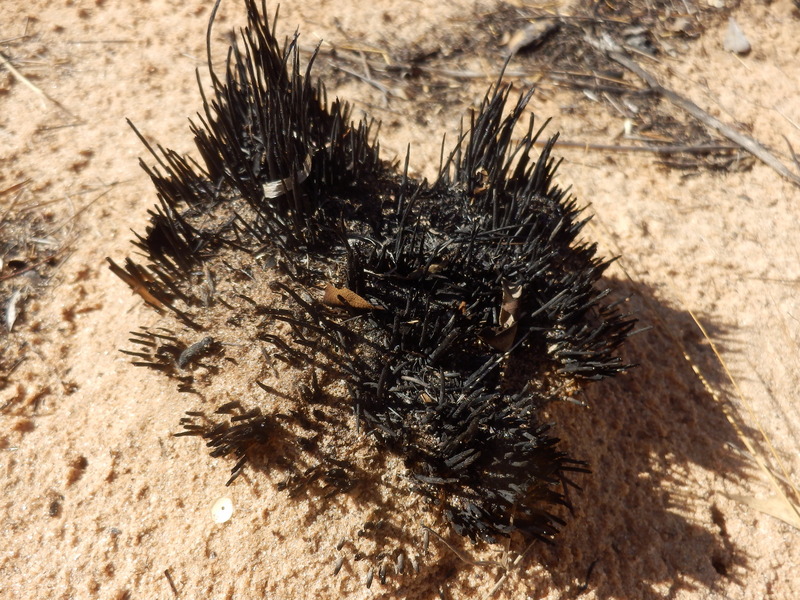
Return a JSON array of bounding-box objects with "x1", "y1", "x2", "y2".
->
[
  {"x1": 667, "y1": 17, "x2": 692, "y2": 34},
  {"x1": 723, "y1": 18, "x2": 751, "y2": 55},
  {"x1": 211, "y1": 497, "x2": 233, "y2": 523}
]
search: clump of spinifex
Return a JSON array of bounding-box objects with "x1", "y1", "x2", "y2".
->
[{"x1": 109, "y1": 0, "x2": 634, "y2": 586}]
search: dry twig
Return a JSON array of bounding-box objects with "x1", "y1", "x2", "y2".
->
[
  {"x1": 583, "y1": 33, "x2": 800, "y2": 187},
  {"x1": 0, "y1": 180, "x2": 30, "y2": 228},
  {"x1": 0, "y1": 50, "x2": 79, "y2": 119},
  {"x1": 538, "y1": 139, "x2": 740, "y2": 155}
]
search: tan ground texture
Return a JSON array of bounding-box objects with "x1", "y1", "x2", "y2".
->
[{"x1": 2, "y1": 0, "x2": 800, "y2": 598}]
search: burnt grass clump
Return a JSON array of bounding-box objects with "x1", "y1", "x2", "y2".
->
[{"x1": 109, "y1": 0, "x2": 635, "y2": 567}]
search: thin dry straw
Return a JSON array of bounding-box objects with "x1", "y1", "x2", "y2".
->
[
  {"x1": 688, "y1": 312, "x2": 800, "y2": 521},
  {"x1": 589, "y1": 208, "x2": 800, "y2": 524}
]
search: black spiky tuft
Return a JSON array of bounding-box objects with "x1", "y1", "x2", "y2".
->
[{"x1": 109, "y1": 0, "x2": 636, "y2": 567}]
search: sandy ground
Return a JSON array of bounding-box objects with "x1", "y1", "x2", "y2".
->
[{"x1": 2, "y1": 0, "x2": 800, "y2": 598}]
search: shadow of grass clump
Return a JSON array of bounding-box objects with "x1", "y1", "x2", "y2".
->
[{"x1": 523, "y1": 286, "x2": 749, "y2": 599}]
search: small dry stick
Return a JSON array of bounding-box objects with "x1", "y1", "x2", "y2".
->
[
  {"x1": 583, "y1": 33, "x2": 800, "y2": 187},
  {"x1": 330, "y1": 63, "x2": 402, "y2": 99},
  {"x1": 0, "y1": 179, "x2": 30, "y2": 199},
  {"x1": 0, "y1": 180, "x2": 29, "y2": 228},
  {"x1": 164, "y1": 569, "x2": 179, "y2": 597},
  {"x1": 421, "y1": 526, "x2": 504, "y2": 569},
  {"x1": 47, "y1": 187, "x2": 115, "y2": 236},
  {"x1": 0, "y1": 51, "x2": 79, "y2": 119},
  {"x1": 782, "y1": 135, "x2": 800, "y2": 171},
  {"x1": 481, "y1": 539, "x2": 538, "y2": 599},
  {"x1": 537, "y1": 140, "x2": 740, "y2": 155}
]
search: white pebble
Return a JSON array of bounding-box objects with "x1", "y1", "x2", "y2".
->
[
  {"x1": 723, "y1": 18, "x2": 751, "y2": 55},
  {"x1": 211, "y1": 497, "x2": 233, "y2": 523}
]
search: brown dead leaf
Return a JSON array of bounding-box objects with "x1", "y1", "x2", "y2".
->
[
  {"x1": 499, "y1": 282, "x2": 523, "y2": 330},
  {"x1": 479, "y1": 323, "x2": 518, "y2": 352},
  {"x1": 322, "y1": 284, "x2": 382, "y2": 310},
  {"x1": 472, "y1": 167, "x2": 489, "y2": 194},
  {"x1": 479, "y1": 282, "x2": 524, "y2": 352}
]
